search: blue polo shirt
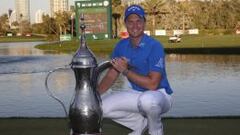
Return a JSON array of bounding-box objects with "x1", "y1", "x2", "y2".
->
[{"x1": 111, "y1": 34, "x2": 173, "y2": 95}]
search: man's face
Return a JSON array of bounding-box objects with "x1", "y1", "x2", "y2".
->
[{"x1": 125, "y1": 14, "x2": 145, "y2": 38}]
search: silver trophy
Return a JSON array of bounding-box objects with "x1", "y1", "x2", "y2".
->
[{"x1": 45, "y1": 14, "x2": 112, "y2": 135}]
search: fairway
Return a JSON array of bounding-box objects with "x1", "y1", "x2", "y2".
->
[
  {"x1": 0, "y1": 118, "x2": 239, "y2": 135},
  {"x1": 33, "y1": 34, "x2": 240, "y2": 54}
]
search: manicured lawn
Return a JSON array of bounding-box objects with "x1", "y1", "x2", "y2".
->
[
  {"x1": 35, "y1": 34, "x2": 240, "y2": 54},
  {"x1": 160, "y1": 34, "x2": 240, "y2": 48},
  {"x1": 0, "y1": 117, "x2": 239, "y2": 135},
  {"x1": 1, "y1": 34, "x2": 239, "y2": 54}
]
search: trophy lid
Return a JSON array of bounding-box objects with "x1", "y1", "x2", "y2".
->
[{"x1": 71, "y1": 14, "x2": 97, "y2": 68}]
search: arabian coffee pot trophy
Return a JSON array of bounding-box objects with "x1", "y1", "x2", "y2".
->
[{"x1": 45, "y1": 14, "x2": 112, "y2": 135}]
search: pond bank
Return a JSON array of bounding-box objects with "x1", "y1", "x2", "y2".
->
[{"x1": 34, "y1": 34, "x2": 240, "y2": 54}]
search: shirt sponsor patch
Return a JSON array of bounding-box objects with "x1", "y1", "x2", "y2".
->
[{"x1": 155, "y1": 58, "x2": 163, "y2": 68}]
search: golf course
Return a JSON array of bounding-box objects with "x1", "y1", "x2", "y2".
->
[
  {"x1": 34, "y1": 34, "x2": 240, "y2": 54},
  {"x1": 1, "y1": 34, "x2": 240, "y2": 135}
]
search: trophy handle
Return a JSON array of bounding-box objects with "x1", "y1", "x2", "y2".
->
[
  {"x1": 45, "y1": 66, "x2": 71, "y2": 117},
  {"x1": 95, "y1": 61, "x2": 112, "y2": 100},
  {"x1": 96, "y1": 61, "x2": 112, "y2": 75}
]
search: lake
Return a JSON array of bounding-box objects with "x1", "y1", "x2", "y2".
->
[{"x1": 0, "y1": 42, "x2": 240, "y2": 118}]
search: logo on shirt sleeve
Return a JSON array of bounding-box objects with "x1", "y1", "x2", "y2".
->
[{"x1": 155, "y1": 58, "x2": 164, "y2": 68}]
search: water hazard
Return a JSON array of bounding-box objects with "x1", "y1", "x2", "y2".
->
[{"x1": 0, "y1": 42, "x2": 240, "y2": 117}]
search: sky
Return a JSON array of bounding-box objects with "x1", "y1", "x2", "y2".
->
[{"x1": 0, "y1": 0, "x2": 75, "y2": 23}]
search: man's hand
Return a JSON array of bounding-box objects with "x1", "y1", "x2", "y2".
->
[{"x1": 111, "y1": 57, "x2": 128, "y2": 73}]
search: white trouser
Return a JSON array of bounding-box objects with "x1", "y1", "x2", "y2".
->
[{"x1": 101, "y1": 89, "x2": 173, "y2": 135}]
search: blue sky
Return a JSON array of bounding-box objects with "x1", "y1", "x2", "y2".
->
[{"x1": 0, "y1": 0, "x2": 74, "y2": 23}]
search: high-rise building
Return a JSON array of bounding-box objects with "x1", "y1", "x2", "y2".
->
[
  {"x1": 35, "y1": 10, "x2": 45, "y2": 24},
  {"x1": 15, "y1": 0, "x2": 30, "y2": 22},
  {"x1": 8, "y1": 10, "x2": 17, "y2": 28},
  {"x1": 50, "y1": 0, "x2": 69, "y2": 17}
]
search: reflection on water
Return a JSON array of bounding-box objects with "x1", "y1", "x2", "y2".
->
[
  {"x1": 167, "y1": 54, "x2": 240, "y2": 80},
  {"x1": 166, "y1": 54, "x2": 240, "y2": 117},
  {"x1": 0, "y1": 42, "x2": 45, "y2": 56},
  {"x1": 0, "y1": 42, "x2": 240, "y2": 117},
  {"x1": 0, "y1": 42, "x2": 67, "y2": 56}
]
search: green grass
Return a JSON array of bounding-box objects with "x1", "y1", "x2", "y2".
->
[
  {"x1": 0, "y1": 36, "x2": 46, "y2": 42},
  {"x1": 160, "y1": 35, "x2": 240, "y2": 48},
  {"x1": 1, "y1": 34, "x2": 239, "y2": 54},
  {"x1": 35, "y1": 38, "x2": 119, "y2": 54},
  {"x1": 0, "y1": 118, "x2": 239, "y2": 135},
  {"x1": 34, "y1": 34, "x2": 240, "y2": 54}
]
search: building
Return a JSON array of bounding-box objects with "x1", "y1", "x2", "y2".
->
[
  {"x1": 121, "y1": 0, "x2": 145, "y2": 5},
  {"x1": 50, "y1": 0, "x2": 69, "y2": 17},
  {"x1": 35, "y1": 10, "x2": 45, "y2": 24},
  {"x1": 7, "y1": 10, "x2": 17, "y2": 29},
  {"x1": 15, "y1": 0, "x2": 30, "y2": 22}
]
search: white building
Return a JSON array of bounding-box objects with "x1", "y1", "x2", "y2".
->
[
  {"x1": 9, "y1": 10, "x2": 17, "y2": 23},
  {"x1": 35, "y1": 10, "x2": 45, "y2": 24},
  {"x1": 8, "y1": 10, "x2": 17, "y2": 29},
  {"x1": 121, "y1": 0, "x2": 145, "y2": 5},
  {"x1": 50, "y1": 0, "x2": 69, "y2": 17},
  {"x1": 15, "y1": 0, "x2": 30, "y2": 22}
]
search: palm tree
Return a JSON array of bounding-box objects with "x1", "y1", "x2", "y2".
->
[
  {"x1": 217, "y1": 0, "x2": 240, "y2": 29},
  {"x1": 190, "y1": 1, "x2": 210, "y2": 29},
  {"x1": 42, "y1": 14, "x2": 57, "y2": 35},
  {"x1": 142, "y1": 0, "x2": 166, "y2": 34},
  {"x1": 112, "y1": 0, "x2": 125, "y2": 37},
  {"x1": 55, "y1": 11, "x2": 71, "y2": 36},
  {"x1": 0, "y1": 14, "x2": 10, "y2": 35},
  {"x1": 178, "y1": 1, "x2": 195, "y2": 32},
  {"x1": 159, "y1": 1, "x2": 181, "y2": 30},
  {"x1": 20, "y1": 20, "x2": 32, "y2": 34}
]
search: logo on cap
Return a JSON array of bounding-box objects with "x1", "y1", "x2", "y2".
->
[
  {"x1": 124, "y1": 5, "x2": 145, "y2": 21},
  {"x1": 128, "y1": 5, "x2": 141, "y2": 12}
]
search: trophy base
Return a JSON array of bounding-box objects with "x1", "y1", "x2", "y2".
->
[{"x1": 70, "y1": 130, "x2": 102, "y2": 135}]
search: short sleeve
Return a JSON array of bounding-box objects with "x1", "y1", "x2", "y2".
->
[
  {"x1": 111, "y1": 43, "x2": 121, "y2": 59},
  {"x1": 148, "y1": 42, "x2": 165, "y2": 73}
]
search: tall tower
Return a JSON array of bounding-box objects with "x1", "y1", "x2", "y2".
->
[
  {"x1": 15, "y1": 0, "x2": 30, "y2": 22},
  {"x1": 50, "y1": 0, "x2": 69, "y2": 17},
  {"x1": 35, "y1": 10, "x2": 45, "y2": 24}
]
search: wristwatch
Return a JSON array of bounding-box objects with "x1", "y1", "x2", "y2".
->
[{"x1": 122, "y1": 69, "x2": 129, "y2": 76}]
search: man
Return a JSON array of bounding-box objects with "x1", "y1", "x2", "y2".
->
[{"x1": 98, "y1": 5, "x2": 173, "y2": 135}]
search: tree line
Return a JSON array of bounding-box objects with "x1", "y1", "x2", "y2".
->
[
  {"x1": 0, "y1": 0, "x2": 240, "y2": 38},
  {"x1": 113, "y1": 0, "x2": 240, "y2": 35}
]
